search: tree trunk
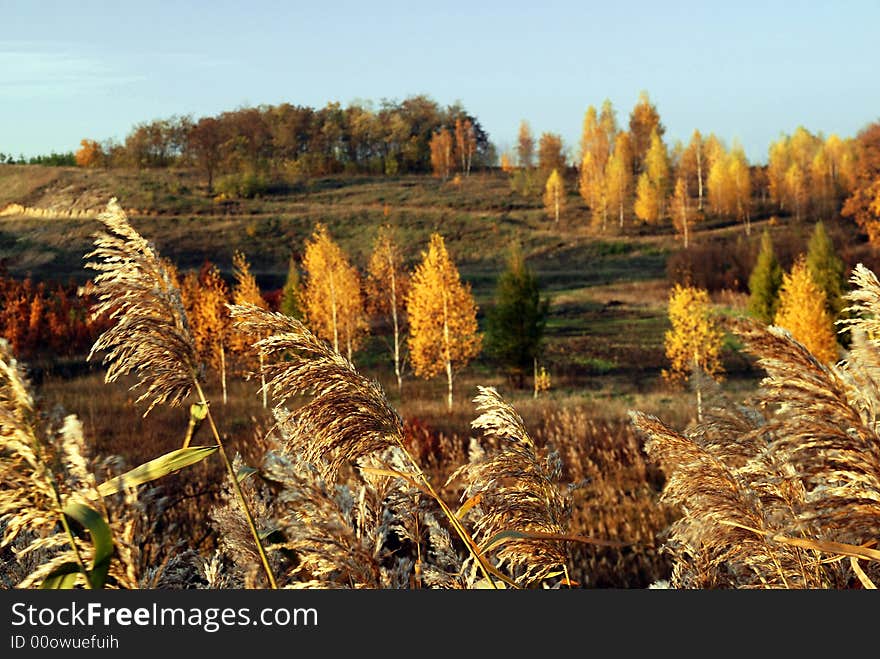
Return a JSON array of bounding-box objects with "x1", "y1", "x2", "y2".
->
[
  {"x1": 442, "y1": 289, "x2": 453, "y2": 411},
  {"x1": 533, "y1": 357, "x2": 538, "y2": 399},
  {"x1": 220, "y1": 344, "x2": 227, "y2": 405},
  {"x1": 329, "y1": 269, "x2": 339, "y2": 354},
  {"x1": 697, "y1": 149, "x2": 703, "y2": 211},
  {"x1": 389, "y1": 262, "x2": 402, "y2": 393},
  {"x1": 259, "y1": 350, "x2": 267, "y2": 409}
]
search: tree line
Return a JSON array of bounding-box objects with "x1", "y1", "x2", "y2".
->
[
  {"x1": 70, "y1": 96, "x2": 493, "y2": 191},
  {"x1": 0, "y1": 225, "x2": 550, "y2": 409},
  {"x1": 496, "y1": 91, "x2": 867, "y2": 246}
]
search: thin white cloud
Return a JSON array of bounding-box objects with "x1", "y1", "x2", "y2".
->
[{"x1": 0, "y1": 48, "x2": 146, "y2": 98}]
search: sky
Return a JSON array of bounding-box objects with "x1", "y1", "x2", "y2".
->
[{"x1": 2, "y1": 0, "x2": 879, "y2": 165}]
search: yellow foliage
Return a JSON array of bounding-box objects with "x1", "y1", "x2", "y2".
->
[
  {"x1": 301, "y1": 224, "x2": 368, "y2": 361},
  {"x1": 543, "y1": 169, "x2": 565, "y2": 223},
  {"x1": 773, "y1": 257, "x2": 838, "y2": 363},
  {"x1": 406, "y1": 233, "x2": 481, "y2": 407},
  {"x1": 500, "y1": 152, "x2": 515, "y2": 173},
  {"x1": 634, "y1": 129, "x2": 669, "y2": 224},
  {"x1": 662, "y1": 284, "x2": 724, "y2": 385},
  {"x1": 230, "y1": 250, "x2": 267, "y2": 361}
]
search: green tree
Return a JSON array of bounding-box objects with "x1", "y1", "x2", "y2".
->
[
  {"x1": 747, "y1": 230, "x2": 783, "y2": 324},
  {"x1": 485, "y1": 244, "x2": 550, "y2": 388},
  {"x1": 806, "y1": 220, "x2": 846, "y2": 321},
  {"x1": 280, "y1": 257, "x2": 303, "y2": 319}
]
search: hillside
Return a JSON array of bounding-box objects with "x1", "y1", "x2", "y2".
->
[{"x1": 4, "y1": 161, "x2": 862, "y2": 393}]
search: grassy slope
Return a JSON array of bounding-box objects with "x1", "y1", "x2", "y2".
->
[{"x1": 1, "y1": 163, "x2": 762, "y2": 410}]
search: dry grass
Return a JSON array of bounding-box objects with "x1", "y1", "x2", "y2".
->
[{"x1": 630, "y1": 267, "x2": 880, "y2": 588}]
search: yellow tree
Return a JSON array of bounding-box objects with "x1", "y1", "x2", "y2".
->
[
  {"x1": 543, "y1": 168, "x2": 565, "y2": 223},
  {"x1": 429, "y1": 128, "x2": 454, "y2": 181},
  {"x1": 406, "y1": 233, "x2": 481, "y2": 409},
  {"x1": 183, "y1": 263, "x2": 232, "y2": 404},
  {"x1": 729, "y1": 144, "x2": 752, "y2": 234},
  {"x1": 662, "y1": 284, "x2": 724, "y2": 421},
  {"x1": 773, "y1": 257, "x2": 838, "y2": 363},
  {"x1": 767, "y1": 137, "x2": 791, "y2": 212},
  {"x1": 605, "y1": 131, "x2": 633, "y2": 228},
  {"x1": 578, "y1": 103, "x2": 614, "y2": 230},
  {"x1": 669, "y1": 177, "x2": 696, "y2": 248},
  {"x1": 301, "y1": 223, "x2": 368, "y2": 362},
  {"x1": 366, "y1": 224, "x2": 409, "y2": 393},
  {"x1": 634, "y1": 128, "x2": 670, "y2": 224},
  {"x1": 681, "y1": 130, "x2": 705, "y2": 210},
  {"x1": 628, "y1": 90, "x2": 664, "y2": 175},
  {"x1": 231, "y1": 250, "x2": 269, "y2": 408}
]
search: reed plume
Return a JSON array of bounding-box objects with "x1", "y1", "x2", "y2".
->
[
  {"x1": 632, "y1": 260, "x2": 880, "y2": 588},
  {"x1": 84, "y1": 199, "x2": 276, "y2": 588},
  {"x1": 85, "y1": 197, "x2": 198, "y2": 415},
  {"x1": 453, "y1": 386, "x2": 570, "y2": 587}
]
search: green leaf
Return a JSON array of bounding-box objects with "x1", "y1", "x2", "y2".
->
[
  {"x1": 237, "y1": 465, "x2": 258, "y2": 483},
  {"x1": 40, "y1": 563, "x2": 81, "y2": 589},
  {"x1": 97, "y1": 446, "x2": 218, "y2": 497},
  {"x1": 62, "y1": 502, "x2": 113, "y2": 589}
]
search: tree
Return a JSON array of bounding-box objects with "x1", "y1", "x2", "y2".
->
[
  {"x1": 662, "y1": 284, "x2": 724, "y2": 421},
  {"x1": 805, "y1": 220, "x2": 846, "y2": 321},
  {"x1": 231, "y1": 250, "x2": 269, "y2": 407},
  {"x1": 628, "y1": 90, "x2": 665, "y2": 175},
  {"x1": 538, "y1": 132, "x2": 565, "y2": 179},
  {"x1": 365, "y1": 224, "x2": 409, "y2": 393},
  {"x1": 543, "y1": 169, "x2": 565, "y2": 223},
  {"x1": 484, "y1": 243, "x2": 550, "y2": 388},
  {"x1": 669, "y1": 177, "x2": 695, "y2": 248},
  {"x1": 406, "y1": 233, "x2": 481, "y2": 409},
  {"x1": 187, "y1": 117, "x2": 225, "y2": 192},
  {"x1": 681, "y1": 130, "x2": 705, "y2": 210},
  {"x1": 454, "y1": 117, "x2": 476, "y2": 176},
  {"x1": 578, "y1": 103, "x2": 615, "y2": 230},
  {"x1": 183, "y1": 263, "x2": 232, "y2": 404},
  {"x1": 774, "y1": 257, "x2": 838, "y2": 364},
  {"x1": 429, "y1": 128, "x2": 454, "y2": 180},
  {"x1": 301, "y1": 224, "x2": 368, "y2": 362},
  {"x1": 747, "y1": 230, "x2": 783, "y2": 324},
  {"x1": 842, "y1": 122, "x2": 880, "y2": 245},
  {"x1": 634, "y1": 128, "x2": 670, "y2": 223},
  {"x1": 605, "y1": 132, "x2": 633, "y2": 228},
  {"x1": 279, "y1": 257, "x2": 303, "y2": 319},
  {"x1": 75, "y1": 139, "x2": 103, "y2": 168},
  {"x1": 516, "y1": 120, "x2": 535, "y2": 169}
]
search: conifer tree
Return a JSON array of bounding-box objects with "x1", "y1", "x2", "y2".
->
[
  {"x1": 406, "y1": 233, "x2": 481, "y2": 409},
  {"x1": 485, "y1": 243, "x2": 550, "y2": 388},
  {"x1": 747, "y1": 230, "x2": 783, "y2": 324},
  {"x1": 805, "y1": 220, "x2": 846, "y2": 321},
  {"x1": 279, "y1": 257, "x2": 302, "y2": 319}
]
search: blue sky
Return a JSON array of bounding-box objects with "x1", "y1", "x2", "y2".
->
[{"x1": 2, "y1": 0, "x2": 878, "y2": 164}]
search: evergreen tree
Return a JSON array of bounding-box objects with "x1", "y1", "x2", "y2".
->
[
  {"x1": 485, "y1": 244, "x2": 550, "y2": 388},
  {"x1": 806, "y1": 220, "x2": 846, "y2": 321},
  {"x1": 747, "y1": 230, "x2": 783, "y2": 324},
  {"x1": 279, "y1": 257, "x2": 302, "y2": 319}
]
